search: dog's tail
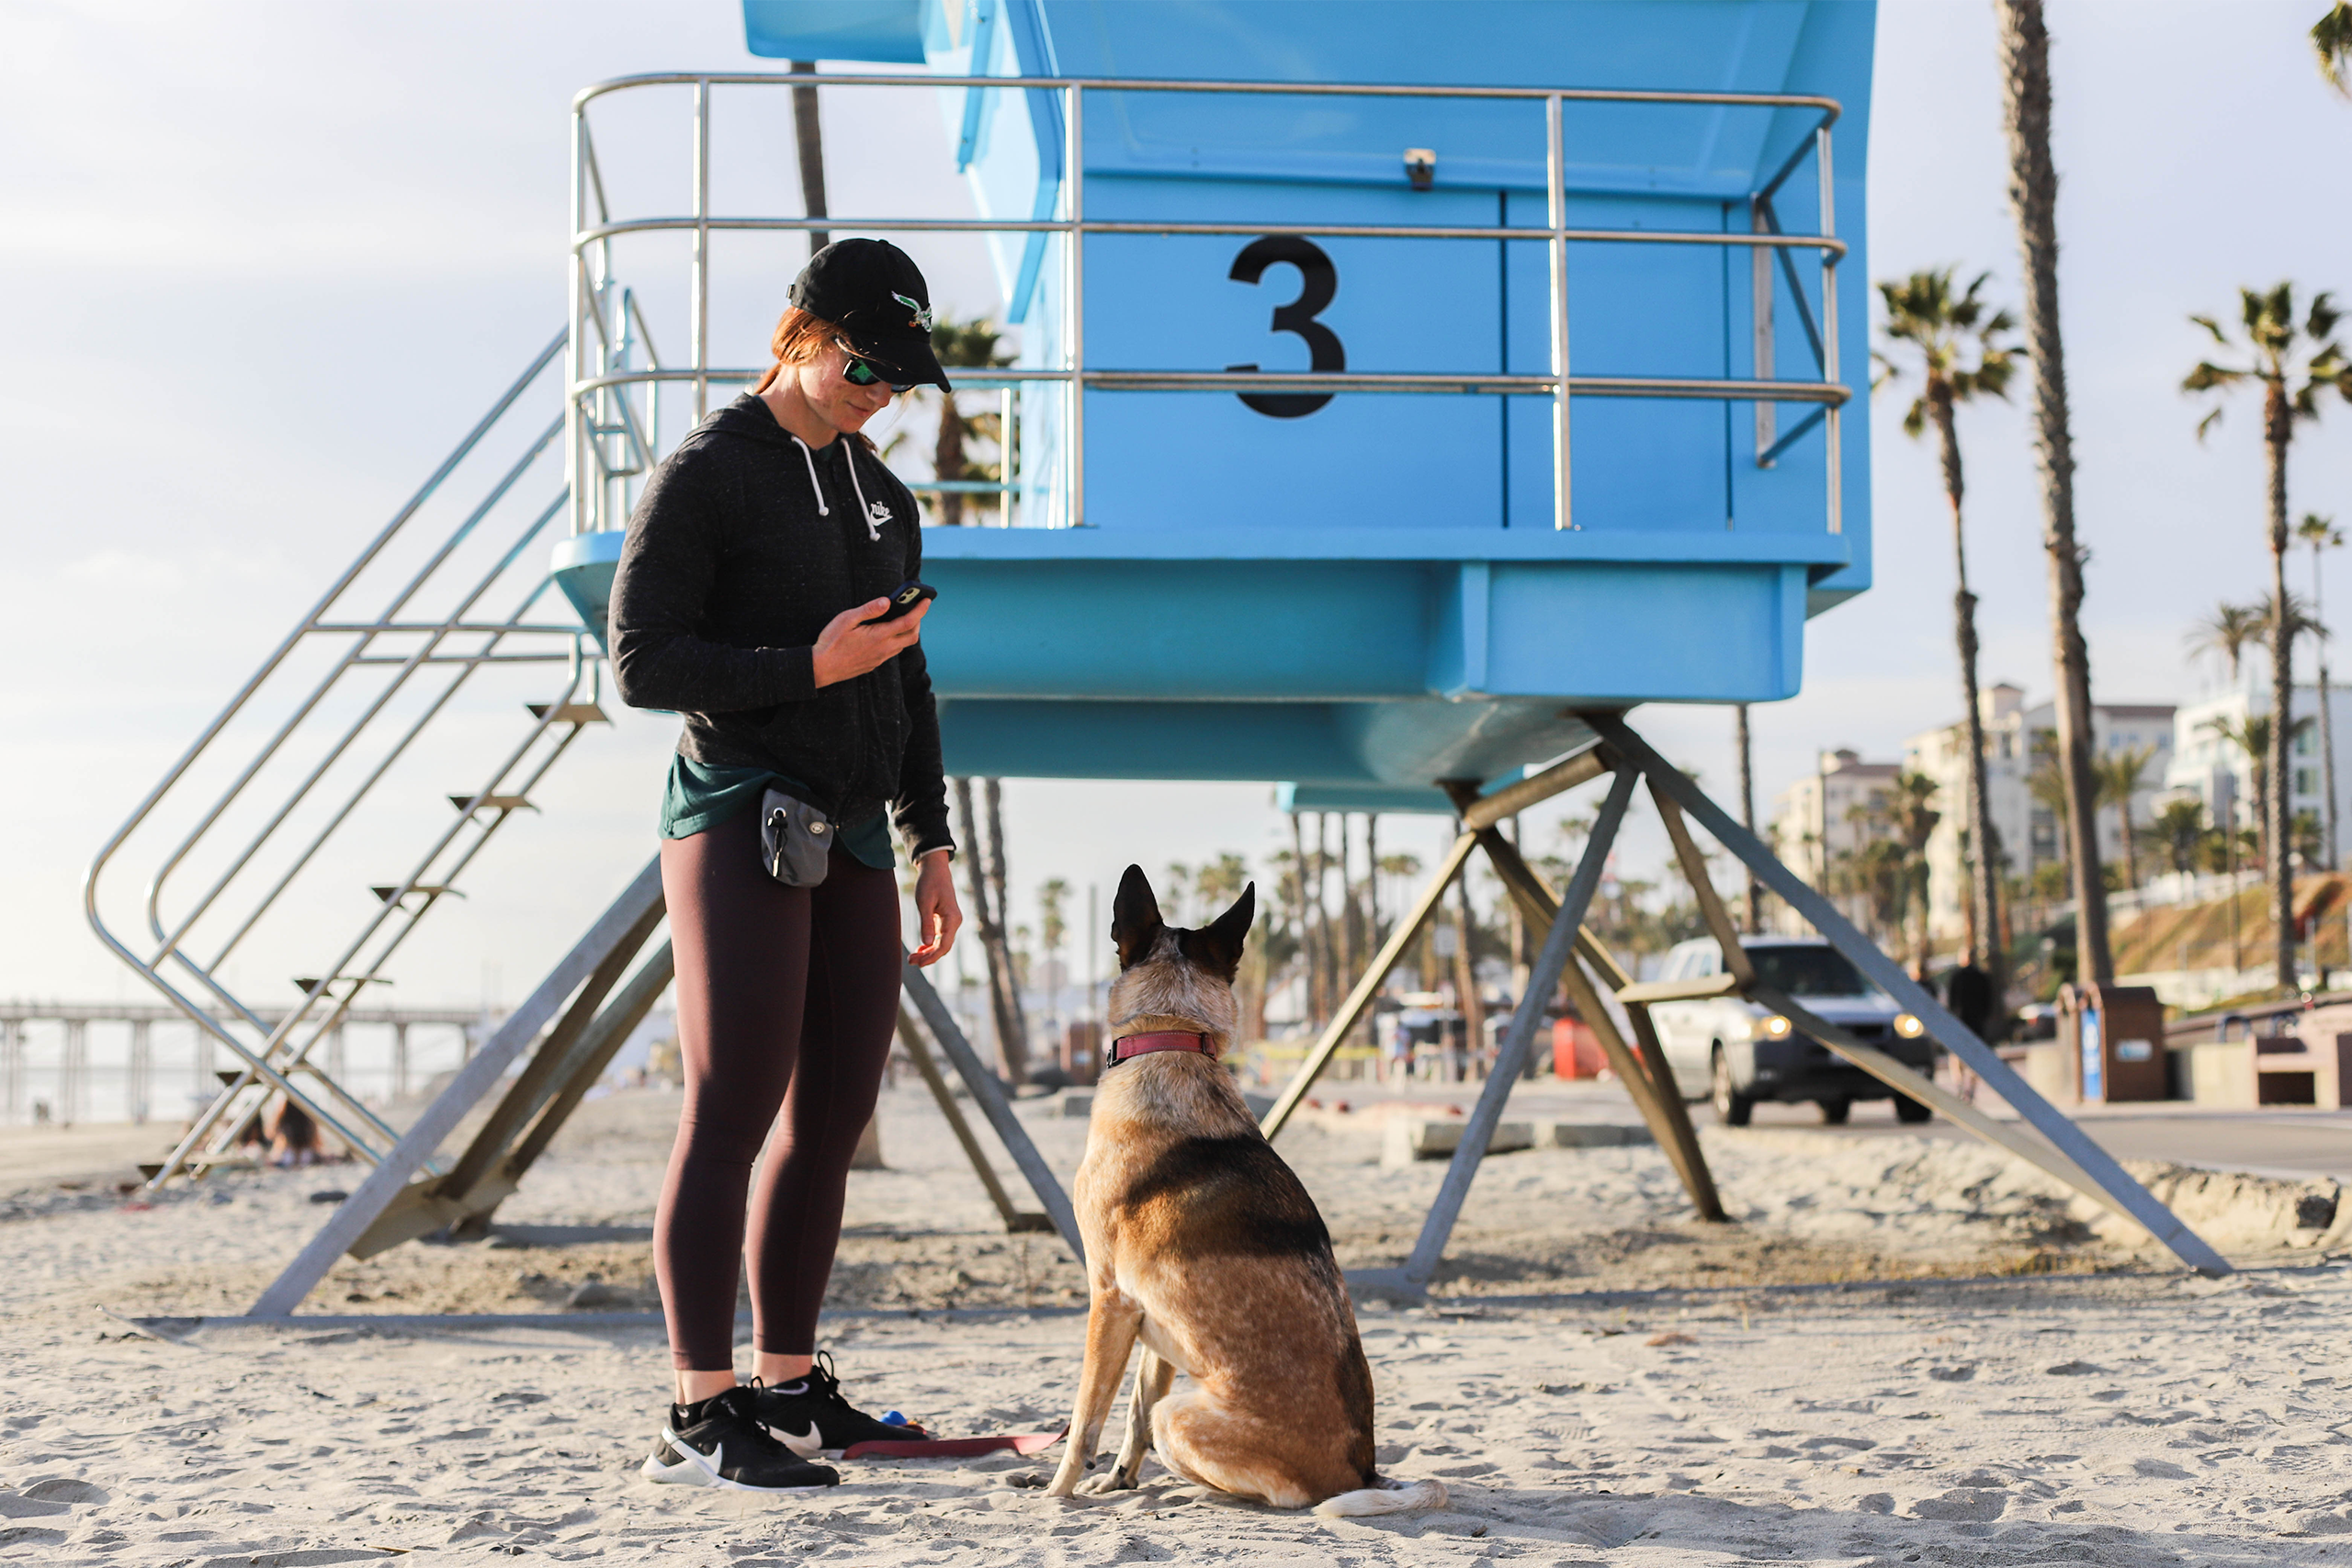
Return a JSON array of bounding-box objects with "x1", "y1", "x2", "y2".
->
[{"x1": 1312, "y1": 1476, "x2": 1448, "y2": 1517}]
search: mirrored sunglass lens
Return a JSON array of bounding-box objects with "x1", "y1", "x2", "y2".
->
[{"x1": 843, "y1": 358, "x2": 878, "y2": 385}]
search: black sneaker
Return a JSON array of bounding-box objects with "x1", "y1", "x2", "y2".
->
[
  {"x1": 752, "y1": 1352, "x2": 927, "y2": 1457},
  {"x1": 640, "y1": 1385, "x2": 841, "y2": 1492}
]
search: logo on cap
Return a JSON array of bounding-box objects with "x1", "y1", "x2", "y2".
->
[{"x1": 893, "y1": 292, "x2": 935, "y2": 331}]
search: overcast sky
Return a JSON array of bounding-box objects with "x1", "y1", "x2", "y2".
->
[{"x1": 5, "y1": 0, "x2": 2349, "y2": 1009}]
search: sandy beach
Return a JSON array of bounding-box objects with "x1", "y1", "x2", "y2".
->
[{"x1": 6, "y1": 1078, "x2": 2351, "y2": 1565}]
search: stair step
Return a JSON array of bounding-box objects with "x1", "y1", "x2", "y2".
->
[
  {"x1": 450, "y1": 795, "x2": 535, "y2": 813},
  {"x1": 295, "y1": 976, "x2": 390, "y2": 997},
  {"x1": 371, "y1": 884, "x2": 458, "y2": 904},
  {"x1": 526, "y1": 701, "x2": 609, "y2": 726}
]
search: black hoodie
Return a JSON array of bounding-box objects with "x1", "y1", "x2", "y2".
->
[{"x1": 607, "y1": 394, "x2": 952, "y2": 857}]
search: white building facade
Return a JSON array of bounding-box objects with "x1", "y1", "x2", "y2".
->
[
  {"x1": 1900, "y1": 687, "x2": 2175, "y2": 951},
  {"x1": 1768, "y1": 748, "x2": 1900, "y2": 935},
  {"x1": 2165, "y1": 678, "x2": 2352, "y2": 867}
]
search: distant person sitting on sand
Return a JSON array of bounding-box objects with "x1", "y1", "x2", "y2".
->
[
  {"x1": 266, "y1": 1097, "x2": 327, "y2": 1168},
  {"x1": 608, "y1": 240, "x2": 962, "y2": 1494}
]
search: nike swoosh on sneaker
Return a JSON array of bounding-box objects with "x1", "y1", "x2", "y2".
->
[
  {"x1": 642, "y1": 1427, "x2": 722, "y2": 1486},
  {"x1": 775, "y1": 1420, "x2": 826, "y2": 1459}
]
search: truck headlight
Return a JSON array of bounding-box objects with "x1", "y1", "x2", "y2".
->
[
  {"x1": 1894, "y1": 1013, "x2": 1926, "y2": 1039},
  {"x1": 1759, "y1": 1014, "x2": 1793, "y2": 1039}
]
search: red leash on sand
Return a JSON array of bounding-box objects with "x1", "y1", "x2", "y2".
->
[{"x1": 842, "y1": 1427, "x2": 1066, "y2": 1460}]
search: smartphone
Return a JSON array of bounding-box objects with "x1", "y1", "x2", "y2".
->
[{"x1": 876, "y1": 579, "x2": 938, "y2": 622}]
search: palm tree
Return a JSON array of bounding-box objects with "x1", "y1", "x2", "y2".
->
[
  {"x1": 1037, "y1": 876, "x2": 1070, "y2": 1034},
  {"x1": 2151, "y1": 797, "x2": 2206, "y2": 878},
  {"x1": 2301, "y1": 513, "x2": 2345, "y2": 866},
  {"x1": 952, "y1": 777, "x2": 1032, "y2": 1082},
  {"x1": 2091, "y1": 744, "x2": 2158, "y2": 891},
  {"x1": 2186, "y1": 600, "x2": 2265, "y2": 688},
  {"x1": 2203, "y1": 713, "x2": 2313, "y2": 884},
  {"x1": 1887, "y1": 770, "x2": 1943, "y2": 973},
  {"x1": 2185, "y1": 283, "x2": 2352, "y2": 987},
  {"x1": 2318, "y1": 2, "x2": 2352, "y2": 96},
  {"x1": 1875, "y1": 267, "x2": 2019, "y2": 986},
  {"x1": 918, "y1": 316, "x2": 1014, "y2": 525},
  {"x1": 1996, "y1": 0, "x2": 2112, "y2": 985}
]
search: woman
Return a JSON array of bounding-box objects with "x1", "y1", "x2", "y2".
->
[{"x1": 609, "y1": 239, "x2": 963, "y2": 1493}]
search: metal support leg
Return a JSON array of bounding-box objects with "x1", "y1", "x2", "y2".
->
[
  {"x1": 1261, "y1": 830, "x2": 1478, "y2": 1139},
  {"x1": 1588, "y1": 712, "x2": 2231, "y2": 1277},
  {"x1": 1555, "y1": 952, "x2": 1726, "y2": 1221},
  {"x1": 1750, "y1": 985, "x2": 2137, "y2": 1226},
  {"x1": 1390, "y1": 765, "x2": 1639, "y2": 1289},
  {"x1": 896, "y1": 1005, "x2": 1050, "y2": 1233},
  {"x1": 899, "y1": 959, "x2": 1083, "y2": 1263},
  {"x1": 428, "y1": 940, "x2": 681, "y2": 1245},
  {"x1": 1464, "y1": 818, "x2": 1724, "y2": 1221},
  {"x1": 248, "y1": 857, "x2": 668, "y2": 1316}
]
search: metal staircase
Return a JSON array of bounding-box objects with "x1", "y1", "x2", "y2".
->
[{"x1": 83, "y1": 329, "x2": 617, "y2": 1188}]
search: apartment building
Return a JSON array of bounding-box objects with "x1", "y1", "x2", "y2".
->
[
  {"x1": 1768, "y1": 748, "x2": 1902, "y2": 935},
  {"x1": 2165, "y1": 678, "x2": 2352, "y2": 864},
  {"x1": 1897, "y1": 687, "x2": 2173, "y2": 950}
]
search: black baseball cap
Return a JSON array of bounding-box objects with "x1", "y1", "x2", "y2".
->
[{"x1": 788, "y1": 239, "x2": 953, "y2": 392}]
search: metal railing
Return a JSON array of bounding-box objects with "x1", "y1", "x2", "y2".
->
[
  {"x1": 85, "y1": 333, "x2": 605, "y2": 1188},
  {"x1": 569, "y1": 69, "x2": 1850, "y2": 536}
]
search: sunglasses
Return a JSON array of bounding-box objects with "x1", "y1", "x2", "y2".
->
[{"x1": 843, "y1": 355, "x2": 916, "y2": 394}]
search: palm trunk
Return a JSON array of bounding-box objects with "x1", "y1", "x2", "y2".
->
[
  {"x1": 954, "y1": 779, "x2": 1016, "y2": 1078},
  {"x1": 960, "y1": 778, "x2": 1030, "y2": 1082},
  {"x1": 1997, "y1": 0, "x2": 2112, "y2": 984},
  {"x1": 1365, "y1": 814, "x2": 1383, "y2": 943},
  {"x1": 1290, "y1": 812, "x2": 1315, "y2": 1023},
  {"x1": 1453, "y1": 875, "x2": 1484, "y2": 1077},
  {"x1": 1339, "y1": 813, "x2": 1360, "y2": 1001},
  {"x1": 1931, "y1": 388, "x2": 2006, "y2": 988},
  {"x1": 789, "y1": 62, "x2": 829, "y2": 256},
  {"x1": 1315, "y1": 814, "x2": 1338, "y2": 1021},
  {"x1": 2267, "y1": 394, "x2": 2297, "y2": 988},
  {"x1": 1736, "y1": 704, "x2": 1764, "y2": 932},
  {"x1": 2316, "y1": 545, "x2": 2340, "y2": 869},
  {"x1": 933, "y1": 396, "x2": 967, "y2": 526}
]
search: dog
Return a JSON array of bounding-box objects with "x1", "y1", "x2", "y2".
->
[{"x1": 1045, "y1": 865, "x2": 1446, "y2": 1517}]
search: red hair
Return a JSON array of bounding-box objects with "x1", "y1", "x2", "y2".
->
[{"x1": 752, "y1": 307, "x2": 851, "y2": 394}]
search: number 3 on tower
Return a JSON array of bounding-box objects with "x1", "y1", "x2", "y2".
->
[{"x1": 1225, "y1": 236, "x2": 1344, "y2": 419}]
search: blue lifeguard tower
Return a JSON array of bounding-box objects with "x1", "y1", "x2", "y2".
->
[
  {"x1": 88, "y1": 1, "x2": 2233, "y2": 1322},
  {"x1": 560, "y1": 0, "x2": 1871, "y2": 811}
]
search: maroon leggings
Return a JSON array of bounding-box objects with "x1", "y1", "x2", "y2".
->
[{"x1": 655, "y1": 808, "x2": 902, "y2": 1371}]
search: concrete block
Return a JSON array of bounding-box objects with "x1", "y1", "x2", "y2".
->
[
  {"x1": 1382, "y1": 1117, "x2": 1534, "y2": 1167},
  {"x1": 1054, "y1": 1089, "x2": 1095, "y2": 1119},
  {"x1": 2183, "y1": 1040, "x2": 2254, "y2": 1108},
  {"x1": 1537, "y1": 1121, "x2": 1652, "y2": 1149}
]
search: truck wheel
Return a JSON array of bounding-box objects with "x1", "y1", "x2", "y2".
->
[
  {"x1": 1816, "y1": 1097, "x2": 1850, "y2": 1125},
  {"x1": 1711, "y1": 1047, "x2": 1753, "y2": 1127},
  {"x1": 1893, "y1": 1093, "x2": 1933, "y2": 1124}
]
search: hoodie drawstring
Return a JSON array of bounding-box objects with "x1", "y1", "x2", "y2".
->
[
  {"x1": 789, "y1": 436, "x2": 829, "y2": 516},
  {"x1": 842, "y1": 446, "x2": 883, "y2": 542},
  {"x1": 791, "y1": 434, "x2": 886, "y2": 542}
]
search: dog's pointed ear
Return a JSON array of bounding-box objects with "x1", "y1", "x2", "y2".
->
[
  {"x1": 1111, "y1": 863, "x2": 1163, "y2": 970},
  {"x1": 1179, "y1": 881, "x2": 1256, "y2": 983}
]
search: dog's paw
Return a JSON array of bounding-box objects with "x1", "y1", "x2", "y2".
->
[{"x1": 1076, "y1": 1472, "x2": 1133, "y2": 1496}]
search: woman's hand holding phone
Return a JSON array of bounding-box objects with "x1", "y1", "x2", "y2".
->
[{"x1": 811, "y1": 594, "x2": 929, "y2": 688}]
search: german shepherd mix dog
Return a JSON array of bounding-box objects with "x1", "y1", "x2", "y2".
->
[{"x1": 1046, "y1": 866, "x2": 1446, "y2": 1517}]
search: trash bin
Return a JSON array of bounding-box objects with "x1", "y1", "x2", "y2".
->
[{"x1": 2057, "y1": 983, "x2": 2167, "y2": 1102}]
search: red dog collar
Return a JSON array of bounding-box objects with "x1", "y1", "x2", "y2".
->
[{"x1": 1106, "y1": 1031, "x2": 1211, "y2": 1066}]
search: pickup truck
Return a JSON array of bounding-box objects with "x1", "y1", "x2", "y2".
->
[{"x1": 1645, "y1": 936, "x2": 1936, "y2": 1125}]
